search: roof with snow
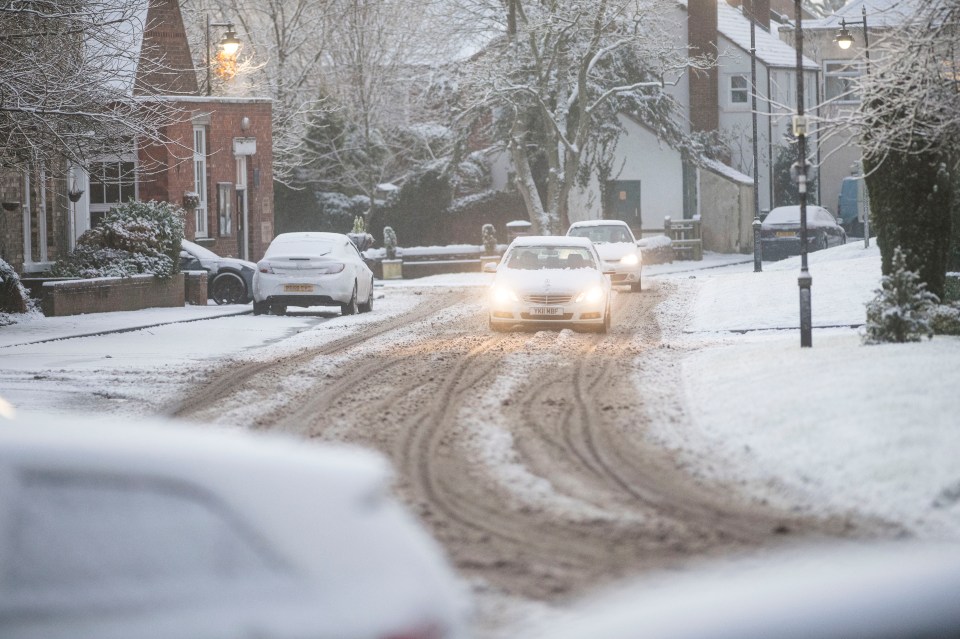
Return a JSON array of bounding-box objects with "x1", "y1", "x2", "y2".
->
[
  {"x1": 87, "y1": 0, "x2": 150, "y2": 97},
  {"x1": 717, "y1": 1, "x2": 817, "y2": 69},
  {"x1": 702, "y1": 157, "x2": 754, "y2": 185},
  {"x1": 805, "y1": 0, "x2": 923, "y2": 29}
]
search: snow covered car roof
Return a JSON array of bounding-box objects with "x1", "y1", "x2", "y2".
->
[
  {"x1": 762, "y1": 206, "x2": 840, "y2": 230},
  {"x1": 508, "y1": 235, "x2": 596, "y2": 248},
  {"x1": 568, "y1": 220, "x2": 631, "y2": 228}
]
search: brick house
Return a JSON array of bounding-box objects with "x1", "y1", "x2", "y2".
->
[{"x1": 0, "y1": 0, "x2": 274, "y2": 275}]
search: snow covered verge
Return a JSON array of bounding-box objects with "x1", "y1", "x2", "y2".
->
[{"x1": 649, "y1": 242, "x2": 960, "y2": 539}]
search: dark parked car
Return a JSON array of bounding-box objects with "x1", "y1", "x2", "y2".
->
[
  {"x1": 180, "y1": 240, "x2": 256, "y2": 305},
  {"x1": 761, "y1": 205, "x2": 846, "y2": 260}
]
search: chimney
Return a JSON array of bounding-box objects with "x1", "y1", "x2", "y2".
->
[
  {"x1": 744, "y1": 0, "x2": 771, "y2": 30},
  {"x1": 687, "y1": 0, "x2": 719, "y2": 133}
]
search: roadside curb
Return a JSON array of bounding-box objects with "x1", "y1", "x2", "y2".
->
[{"x1": 0, "y1": 309, "x2": 251, "y2": 349}]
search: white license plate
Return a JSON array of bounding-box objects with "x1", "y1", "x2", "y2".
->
[
  {"x1": 284, "y1": 284, "x2": 314, "y2": 293},
  {"x1": 529, "y1": 306, "x2": 562, "y2": 316}
]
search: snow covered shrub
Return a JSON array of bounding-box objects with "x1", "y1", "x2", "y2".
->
[
  {"x1": 352, "y1": 215, "x2": 366, "y2": 234},
  {"x1": 638, "y1": 235, "x2": 674, "y2": 264},
  {"x1": 383, "y1": 226, "x2": 398, "y2": 260},
  {"x1": 1, "y1": 257, "x2": 30, "y2": 317},
  {"x1": 52, "y1": 200, "x2": 185, "y2": 279},
  {"x1": 482, "y1": 224, "x2": 497, "y2": 255},
  {"x1": 929, "y1": 303, "x2": 960, "y2": 336},
  {"x1": 862, "y1": 247, "x2": 939, "y2": 344}
]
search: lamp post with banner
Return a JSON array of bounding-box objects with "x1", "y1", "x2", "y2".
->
[{"x1": 793, "y1": 0, "x2": 812, "y2": 348}]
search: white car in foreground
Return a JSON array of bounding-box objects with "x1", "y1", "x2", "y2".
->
[
  {"x1": 528, "y1": 543, "x2": 960, "y2": 639},
  {"x1": 567, "y1": 220, "x2": 643, "y2": 291},
  {"x1": 485, "y1": 235, "x2": 613, "y2": 333},
  {"x1": 253, "y1": 232, "x2": 375, "y2": 316},
  {"x1": 0, "y1": 411, "x2": 468, "y2": 639}
]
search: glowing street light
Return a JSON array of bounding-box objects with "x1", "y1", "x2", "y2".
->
[{"x1": 206, "y1": 16, "x2": 241, "y2": 96}]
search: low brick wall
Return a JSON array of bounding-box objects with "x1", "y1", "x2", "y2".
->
[
  {"x1": 184, "y1": 271, "x2": 208, "y2": 306},
  {"x1": 42, "y1": 273, "x2": 185, "y2": 317}
]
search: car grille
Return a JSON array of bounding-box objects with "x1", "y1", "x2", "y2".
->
[{"x1": 525, "y1": 294, "x2": 573, "y2": 305}]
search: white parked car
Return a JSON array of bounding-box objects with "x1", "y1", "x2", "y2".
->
[
  {"x1": 485, "y1": 235, "x2": 613, "y2": 333},
  {"x1": 180, "y1": 239, "x2": 256, "y2": 305},
  {"x1": 253, "y1": 232, "x2": 375, "y2": 316},
  {"x1": 527, "y1": 543, "x2": 960, "y2": 639},
  {"x1": 567, "y1": 220, "x2": 643, "y2": 291},
  {"x1": 0, "y1": 411, "x2": 468, "y2": 639}
]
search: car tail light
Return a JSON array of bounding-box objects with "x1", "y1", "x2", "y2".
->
[
  {"x1": 257, "y1": 261, "x2": 274, "y2": 274},
  {"x1": 314, "y1": 262, "x2": 346, "y2": 274}
]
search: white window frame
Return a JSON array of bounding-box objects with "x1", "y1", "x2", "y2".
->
[
  {"x1": 824, "y1": 59, "x2": 862, "y2": 104},
  {"x1": 728, "y1": 74, "x2": 750, "y2": 108},
  {"x1": 87, "y1": 154, "x2": 138, "y2": 229},
  {"x1": 193, "y1": 125, "x2": 208, "y2": 238}
]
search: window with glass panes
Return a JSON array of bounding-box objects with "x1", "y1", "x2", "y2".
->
[
  {"x1": 824, "y1": 60, "x2": 861, "y2": 103},
  {"x1": 88, "y1": 160, "x2": 136, "y2": 227},
  {"x1": 193, "y1": 126, "x2": 208, "y2": 237},
  {"x1": 730, "y1": 75, "x2": 749, "y2": 105}
]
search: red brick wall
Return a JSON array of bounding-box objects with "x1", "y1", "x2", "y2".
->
[
  {"x1": 137, "y1": 99, "x2": 274, "y2": 262},
  {"x1": 136, "y1": 0, "x2": 199, "y2": 96},
  {"x1": 688, "y1": 0, "x2": 719, "y2": 134}
]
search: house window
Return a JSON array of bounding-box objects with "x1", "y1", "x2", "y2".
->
[
  {"x1": 88, "y1": 160, "x2": 136, "y2": 227},
  {"x1": 218, "y1": 183, "x2": 233, "y2": 236},
  {"x1": 193, "y1": 126, "x2": 208, "y2": 238},
  {"x1": 730, "y1": 75, "x2": 749, "y2": 105},
  {"x1": 824, "y1": 60, "x2": 861, "y2": 103}
]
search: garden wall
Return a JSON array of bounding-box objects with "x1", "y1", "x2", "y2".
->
[{"x1": 42, "y1": 273, "x2": 185, "y2": 317}]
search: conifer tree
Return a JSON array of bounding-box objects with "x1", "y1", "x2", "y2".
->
[{"x1": 863, "y1": 247, "x2": 939, "y2": 344}]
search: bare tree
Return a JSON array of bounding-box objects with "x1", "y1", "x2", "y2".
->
[
  {"x1": 850, "y1": 0, "x2": 960, "y2": 296},
  {"x1": 183, "y1": 0, "x2": 336, "y2": 184},
  {"x1": 0, "y1": 0, "x2": 179, "y2": 173},
  {"x1": 454, "y1": 0, "x2": 709, "y2": 234}
]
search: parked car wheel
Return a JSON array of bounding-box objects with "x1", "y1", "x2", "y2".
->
[
  {"x1": 341, "y1": 284, "x2": 358, "y2": 316},
  {"x1": 210, "y1": 271, "x2": 248, "y2": 305},
  {"x1": 358, "y1": 278, "x2": 374, "y2": 313}
]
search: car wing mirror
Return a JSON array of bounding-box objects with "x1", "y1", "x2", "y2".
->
[{"x1": 482, "y1": 261, "x2": 498, "y2": 273}]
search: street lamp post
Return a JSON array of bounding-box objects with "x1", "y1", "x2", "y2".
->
[
  {"x1": 794, "y1": 0, "x2": 812, "y2": 348},
  {"x1": 206, "y1": 15, "x2": 241, "y2": 96},
  {"x1": 836, "y1": 6, "x2": 871, "y2": 248},
  {"x1": 750, "y1": 2, "x2": 762, "y2": 272}
]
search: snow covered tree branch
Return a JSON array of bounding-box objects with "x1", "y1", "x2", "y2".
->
[
  {"x1": 454, "y1": 0, "x2": 708, "y2": 234},
  {"x1": 0, "y1": 0, "x2": 180, "y2": 174}
]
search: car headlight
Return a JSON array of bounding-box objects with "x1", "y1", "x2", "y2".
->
[
  {"x1": 490, "y1": 285, "x2": 519, "y2": 304},
  {"x1": 621, "y1": 253, "x2": 639, "y2": 266},
  {"x1": 575, "y1": 286, "x2": 605, "y2": 304}
]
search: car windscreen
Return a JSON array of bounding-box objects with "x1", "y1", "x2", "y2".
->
[
  {"x1": 505, "y1": 246, "x2": 597, "y2": 270},
  {"x1": 265, "y1": 239, "x2": 335, "y2": 258},
  {"x1": 568, "y1": 225, "x2": 633, "y2": 243}
]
